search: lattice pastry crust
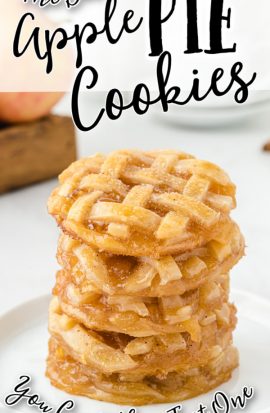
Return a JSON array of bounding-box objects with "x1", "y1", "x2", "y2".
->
[
  {"x1": 46, "y1": 337, "x2": 239, "y2": 406},
  {"x1": 48, "y1": 150, "x2": 236, "y2": 257},
  {"x1": 48, "y1": 297, "x2": 237, "y2": 377},
  {"x1": 54, "y1": 272, "x2": 230, "y2": 339},
  {"x1": 57, "y1": 219, "x2": 244, "y2": 297}
]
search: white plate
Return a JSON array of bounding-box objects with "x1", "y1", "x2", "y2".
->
[
  {"x1": 0, "y1": 290, "x2": 269, "y2": 413},
  {"x1": 153, "y1": 91, "x2": 270, "y2": 128}
]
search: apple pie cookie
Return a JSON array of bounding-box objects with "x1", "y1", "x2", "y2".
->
[
  {"x1": 48, "y1": 150, "x2": 236, "y2": 257},
  {"x1": 47, "y1": 337, "x2": 239, "y2": 405},
  {"x1": 48, "y1": 295, "x2": 237, "y2": 377},
  {"x1": 56, "y1": 219, "x2": 244, "y2": 297},
  {"x1": 53, "y1": 272, "x2": 233, "y2": 339}
]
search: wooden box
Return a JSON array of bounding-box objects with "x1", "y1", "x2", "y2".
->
[{"x1": 0, "y1": 115, "x2": 77, "y2": 193}]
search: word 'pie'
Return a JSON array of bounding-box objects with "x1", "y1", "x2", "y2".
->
[{"x1": 46, "y1": 150, "x2": 244, "y2": 405}]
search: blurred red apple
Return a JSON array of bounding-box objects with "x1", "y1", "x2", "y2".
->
[
  {"x1": 0, "y1": 1, "x2": 73, "y2": 123},
  {"x1": 0, "y1": 92, "x2": 65, "y2": 123}
]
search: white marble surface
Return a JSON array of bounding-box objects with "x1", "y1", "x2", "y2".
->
[{"x1": 1, "y1": 94, "x2": 270, "y2": 315}]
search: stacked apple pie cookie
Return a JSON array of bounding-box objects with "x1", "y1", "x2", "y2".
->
[{"x1": 46, "y1": 150, "x2": 244, "y2": 405}]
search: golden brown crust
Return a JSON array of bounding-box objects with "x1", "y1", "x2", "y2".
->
[{"x1": 48, "y1": 151, "x2": 236, "y2": 258}]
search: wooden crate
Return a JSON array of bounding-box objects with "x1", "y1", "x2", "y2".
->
[{"x1": 0, "y1": 115, "x2": 77, "y2": 193}]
